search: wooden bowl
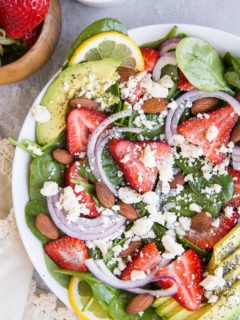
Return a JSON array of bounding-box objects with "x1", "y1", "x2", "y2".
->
[{"x1": 0, "y1": 0, "x2": 62, "y2": 85}]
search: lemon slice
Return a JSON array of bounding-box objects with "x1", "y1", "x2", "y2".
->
[
  {"x1": 68, "y1": 276, "x2": 110, "y2": 320},
  {"x1": 69, "y1": 31, "x2": 144, "y2": 71}
]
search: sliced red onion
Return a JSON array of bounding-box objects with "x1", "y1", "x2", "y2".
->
[
  {"x1": 47, "y1": 190, "x2": 126, "y2": 240},
  {"x1": 85, "y1": 259, "x2": 177, "y2": 297},
  {"x1": 152, "y1": 53, "x2": 177, "y2": 82},
  {"x1": 232, "y1": 146, "x2": 240, "y2": 171},
  {"x1": 159, "y1": 38, "x2": 180, "y2": 55},
  {"x1": 165, "y1": 90, "x2": 240, "y2": 145},
  {"x1": 87, "y1": 110, "x2": 133, "y2": 181},
  {"x1": 95, "y1": 127, "x2": 143, "y2": 195}
]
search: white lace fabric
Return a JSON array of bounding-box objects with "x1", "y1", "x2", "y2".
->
[{"x1": 0, "y1": 139, "x2": 78, "y2": 320}]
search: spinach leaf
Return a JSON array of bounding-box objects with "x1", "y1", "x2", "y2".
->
[
  {"x1": 79, "y1": 158, "x2": 96, "y2": 183},
  {"x1": 64, "y1": 18, "x2": 128, "y2": 66},
  {"x1": 56, "y1": 270, "x2": 160, "y2": 320},
  {"x1": 142, "y1": 26, "x2": 178, "y2": 49},
  {"x1": 44, "y1": 254, "x2": 70, "y2": 288},
  {"x1": 29, "y1": 134, "x2": 66, "y2": 200},
  {"x1": 224, "y1": 52, "x2": 240, "y2": 89},
  {"x1": 102, "y1": 148, "x2": 125, "y2": 187},
  {"x1": 176, "y1": 37, "x2": 233, "y2": 93},
  {"x1": 25, "y1": 199, "x2": 50, "y2": 244},
  {"x1": 225, "y1": 71, "x2": 240, "y2": 89},
  {"x1": 161, "y1": 64, "x2": 179, "y2": 83},
  {"x1": 175, "y1": 157, "x2": 203, "y2": 174}
]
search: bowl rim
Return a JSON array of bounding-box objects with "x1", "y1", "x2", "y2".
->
[
  {"x1": 12, "y1": 23, "x2": 240, "y2": 313},
  {"x1": 0, "y1": 0, "x2": 62, "y2": 86}
]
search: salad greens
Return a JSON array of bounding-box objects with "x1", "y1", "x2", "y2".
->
[
  {"x1": 56, "y1": 270, "x2": 161, "y2": 320},
  {"x1": 142, "y1": 25, "x2": 178, "y2": 49},
  {"x1": 224, "y1": 52, "x2": 240, "y2": 89},
  {"x1": 44, "y1": 254, "x2": 70, "y2": 288}
]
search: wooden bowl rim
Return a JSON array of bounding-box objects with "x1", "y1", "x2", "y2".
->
[{"x1": 0, "y1": 0, "x2": 62, "y2": 85}]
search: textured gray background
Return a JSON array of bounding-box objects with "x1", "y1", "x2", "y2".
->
[{"x1": 0, "y1": 0, "x2": 240, "y2": 138}]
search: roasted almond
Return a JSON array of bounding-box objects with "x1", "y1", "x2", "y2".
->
[
  {"x1": 191, "y1": 97, "x2": 218, "y2": 115},
  {"x1": 142, "y1": 98, "x2": 168, "y2": 113},
  {"x1": 52, "y1": 148, "x2": 73, "y2": 165},
  {"x1": 169, "y1": 171, "x2": 185, "y2": 189},
  {"x1": 117, "y1": 201, "x2": 138, "y2": 220},
  {"x1": 230, "y1": 124, "x2": 240, "y2": 143},
  {"x1": 117, "y1": 66, "x2": 137, "y2": 82},
  {"x1": 126, "y1": 294, "x2": 154, "y2": 314},
  {"x1": 191, "y1": 212, "x2": 213, "y2": 233},
  {"x1": 95, "y1": 182, "x2": 115, "y2": 208},
  {"x1": 35, "y1": 213, "x2": 59, "y2": 239},
  {"x1": 68, "y1": 97, "x2": 98, "y2": 110},
  {"x1": 120, "y1": 241, "x2": 142, "y2": 257}
]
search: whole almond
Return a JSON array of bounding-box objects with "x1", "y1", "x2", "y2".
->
[
  {"x1": 69, "y1": 97, "x2": 98, "y2": 110},
  {"x1": 142, "y1": 98, "x2": 168, "y2": 113},
  {"x1": 117, "y1": 201, "x2": 138, "y2": 220},
  {"x1": 120, "y1": 241, "x2": 142, "y2": 257},
  {"x1": 191, "y1": 97, "x2": 218, "y2": 115},
  {"x1": 52, "y1": 148, "x2": 73, "y2": 165},
  {"x1": 191, "y1": 212, "x2": 213, "y2": 233},
  {"x1": 230, "y1": 124, "x2": 240, "y2": 143},
  {"x1": 95, "y1": 182, "x2": 115, "y2": 208},
  {"x1": 170, "y1": 171, "x2": 185, "y2": 189},
  {"x1": 35, "y1": 213, "x2": 59, "y2": 239},
  {"x1": 117, "y1": 66, "x2": 137, "y2": 82},
  {"x1": 126, "y1": 294, "x2": 154, "y2": 314}
]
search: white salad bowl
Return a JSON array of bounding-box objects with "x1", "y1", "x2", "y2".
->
[{"x1": 12, "y1": 24, "x2": 240, "y2": 315}]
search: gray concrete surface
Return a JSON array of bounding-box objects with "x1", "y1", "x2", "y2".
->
[{"x1": 0, "y1": 0, "x2": 239, "y2": 138}]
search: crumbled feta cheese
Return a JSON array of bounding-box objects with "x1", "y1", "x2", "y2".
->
[
  {"x1": 224, "y1": 206, "x2": 233, "y2": 218},
  {"x1": 141, "y1": 145, "x2": 156, "y2": 168},
  {"x1": 131, "y1": 216, "x2": 154, "y2": 236},
  {"x1": 189, "y1": 203, "x2": 202, "y2": 212},
  {"x1": 142, "y1": 191, "x2": 159, "y2": 205},
  {"x1": 178, "y1": 216, "x2": 191, "y2": 232},
  {"x1": 159, "y1": 75, "x2": 174, "y2": 88},
  {"x1": 141, "y1": 75, "x2": 168, "y2": 98},
  {"x1": 206, "y1": 125, "x2": 219, "y2": 142},
  {"x1": 75, "y1": 185, "x2": 84, "y2": 193},
  {"x1": 40, "y1": 181, "x2": 58, "y2": 196},
  {"x1": 211, "y1": 218, "x2": 220, "y2": 228},
  {"x1": 31, "y1": 104, "x2": 51, "y2": 123},
  {"x1": 200, "y1": 274, "x2": 225, "y2": 291},
  {"x1": 27, "y1": 144, "x2": 43, "y2": 156},
  {"x1": 162, "y1": 234, "x2": 185, "y2": 259},
  {"x1": 118, "y1": 187, "x2": 142, "y2": 204},
  {"x1": 130, "y1": 270, "x2": 146, "y2": 281}
]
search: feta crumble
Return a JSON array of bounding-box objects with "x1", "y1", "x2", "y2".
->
[
  {"x1": 206, "y1": 125, "x2": 219, "y2": 142},
  {"x1": 130, "y1": 270, "x2": 146, "y2": 281},
  {"x1": 189, "y1": 203, "x2": 202, "y2": 213},
  {"x1": 31, "y1": 104, "x2": 51, "y2": 123},
  {"x1": 162, "y1": 234, "x2": 185, "y2": 259},
  {"x1": 118, "y1": 187, "x2": 142, "y2": 204},
  {"x1": 40, "y1": 181, "x2": 58, "y2": 197}
]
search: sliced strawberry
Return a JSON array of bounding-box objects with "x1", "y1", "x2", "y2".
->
[
  {"x1": 185, "y1": 211, "x2": 239, "y2": 250},
  {"x1": 67, "y1": 107, "x2": 106, "y2": 157},
  {"x1": 177, "y1": 106, "x2": 238, "y2": 164},
  {"x1": 65, "y1": 160, "x2": 100, "y2": 218},
  {"x1": 121, "y1": 242, "x2": 162, "y2": 280},
  {"x1": 44, "y1": 236, "x2": 89, "y2": 272},
  {"x1": 141, "y1": 48, "x2": 159, "y2": 72},
  {"x1": 108, "y1": 139, "x2": 170, "y2": 193},
  {"x1": 157, "y1": 249, "x2": 203, "y2": 311},
  {"x1": 177, "y1": 70, "x2": 195, "y2": 91},
  {"x1": 225, "y1": 167, "x2": 240, "y2": 207}
]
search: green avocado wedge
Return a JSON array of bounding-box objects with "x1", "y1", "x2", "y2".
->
[
  {"x1": 36, "y1": 58, "x2": 121, "y2": 145},
  {"x1": 64, "y1": 18, "x2": 128, "y2": 67}
]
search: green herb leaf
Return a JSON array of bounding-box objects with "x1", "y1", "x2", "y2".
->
[
  {"x1": 44, "y1": 254, "x2": 70, "y2": 288},
  {"x1": 142, "y1": 26, "x2": 178, "y2": 49}
]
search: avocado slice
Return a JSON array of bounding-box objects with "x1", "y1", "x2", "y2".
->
[
  {"x1": 153, "y1": 297, "x2": 171, "y2": 308},
  {"x1": 186, "y1": 281, "x2": 240, "y2": 320},
  {"x1": 156, "y1": 298, "x2": 180, "y2": 319},
  {"x1": 208, "y1": 224, "x2": 240, "y2": 273},
  {"x1": 36, "y1": 58, "x2": 121, "y2": 145},
  {"x1": 167, "y1": 304, "x2": 197, "y2": 320}
]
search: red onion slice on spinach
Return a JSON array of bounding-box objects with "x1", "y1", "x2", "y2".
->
[
  {"x1": 159, "y1": 37, "x2": 180, "y2": 55},
  {"x1": 152, "y1": 53, "x2": 177, "y2": 82}
]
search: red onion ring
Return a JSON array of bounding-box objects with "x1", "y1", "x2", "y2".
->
[
  {"x1": 232, "y1": 146, "x2": 240, "y2": 171},
  {"x1": 165, "y1": 90, "x2": 240, "y2": 145},
  {"x1": 85, "y1": 259, "x2": 177, "y2": 297},
  {"x1": 87, "y1": 110, "x2": 133, "y2": 181},
  {"x1": 47, "y1": 190, "x2": 126, "y2": 240},
  {"x1": 159, "y1": 38, "x2": 180, "y2": 55},
  {"x1": 152, "y1": 53, "x2": 177, "y2": 82}
]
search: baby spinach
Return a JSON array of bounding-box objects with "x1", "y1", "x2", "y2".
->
[
  {"x1": 176, "y1": 37, "x2": 233, "y2": 93},
  {"x1": 142, "y1": 25, "x2": 178, "y2": 49},
  {"x1": 79, "y1": 158, "x2": 97, "y2": 183},
  {"x1": 225, "y1": 71, "x2": 240, "y2": 89},
  {"x1": 56, "y1": 270, "x2": 161, "y2": 320},
  {"x1": 25, "y1": 199, "x2": 50, "y2": 244},
  {"x1": 102, "y1": 148, "x2": 125, "y2": 187},
  {"x1": 224, "y1": 52, "x2": 240, "y2": 89},
  {"x1": 44, "y1": 254, "x2": 70, "y2": 288}
]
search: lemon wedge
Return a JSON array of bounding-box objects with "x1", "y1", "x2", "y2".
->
[
  {"x1": 69, "y1": 31, "x2": 144, "y2": 71},
  {"x1": 68, "y1": 276, "x2": 109, "y2": 320}
]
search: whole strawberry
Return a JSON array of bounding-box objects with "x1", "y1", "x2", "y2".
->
[{"x1": 0, "y1": 0, "x2": 50, "y2": 39}]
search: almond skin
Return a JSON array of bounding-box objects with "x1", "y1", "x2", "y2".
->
[
  {"x1": 169, "y1": 171, "x2": 185, "y2": 189},
  {"x1": 191, "y1": 212, "x2": 213, "y2": 233},
  {"x1": 117, "y1": 201, "x2": 138, "y2": 220},
  {"x1": 68, "y1": 97, "x2": 98, "y2": 110},
  {"x1": 191, "y1": 97, "x2": 218, "y2": 115},
  {"x1": 230, "y1": 124, "x2": 240, "y2": 143},
  {"x1": 142, "y1": 98, "x2": 168, "y2": 113},
  {"x1": 120, "y1": 241, "x2": 142, "y2": 257},
  {"x1": 35, "y1": 213, "x2": 59, "y2": 239},
  {"x1": 95, "y1": 182, "x2": 115, "y2": 208},
  {"x1": 52, "y1": 148, "x2": 73, "y2": 165},
  {"x1": 117, "y1": 66, "x2": 137, "y2": 82},
  {"x1": 126, "y1": 294, "x2": 154, "y2": 314}
]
